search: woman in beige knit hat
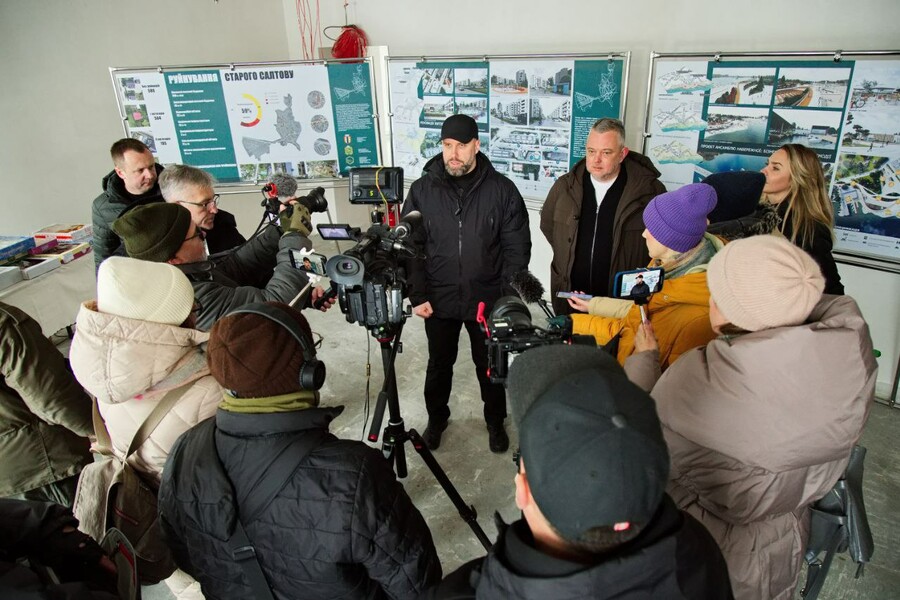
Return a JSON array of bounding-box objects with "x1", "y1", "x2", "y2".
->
[{"x1": 624, "y1": 235, "x2": 876, "y2": 600}]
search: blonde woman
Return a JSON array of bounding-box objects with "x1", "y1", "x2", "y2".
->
[{"x1": 761, "y1": 143, "x2": 844, "y2": 294}]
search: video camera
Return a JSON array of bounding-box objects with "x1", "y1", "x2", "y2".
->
[
  {"x1": 317, "y1": 211, "x2": 421, "y2": 334},
  {"x1": 480, "y1": 272, "x2": 595, "y2": 384}
]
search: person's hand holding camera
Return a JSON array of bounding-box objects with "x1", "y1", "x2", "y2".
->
[{"x1": 279, "y1": 202, "x2": 313, "y2": 237}]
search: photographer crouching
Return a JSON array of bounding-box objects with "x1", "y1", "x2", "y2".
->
[{"x1": 110, "y1": 176, "x2": 334, "y2": 331}]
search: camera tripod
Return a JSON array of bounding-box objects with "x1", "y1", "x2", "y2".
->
[{"x1": 365, "y1": 318, "x2": 492, "y2": 550}]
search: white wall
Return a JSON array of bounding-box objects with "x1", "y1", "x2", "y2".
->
[
  {"x1": 1, "y1": 0, "x2": 897, "y2": 397},
  {"x1": 0, "y1": 0, "x2": 290, "y2": 235}
]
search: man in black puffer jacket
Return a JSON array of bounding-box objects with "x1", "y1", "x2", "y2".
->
[
  {"x1": 159, "y1": 303, "x2": 441, "y2": 600},
  {"x1": 401, "y1": 114, "x2": 531, "y2": 455},
  {"x1": 421, "y1": 345, "x2": 733, "y2": 600}
]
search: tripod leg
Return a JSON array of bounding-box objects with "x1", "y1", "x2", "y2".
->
[{"x1": 407, "y1": 428, "x2": 493, "y2": 551}]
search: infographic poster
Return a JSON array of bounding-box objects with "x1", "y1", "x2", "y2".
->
[
  {"x1": 646, "y1": 57, "x2": 900, "y2": 265},
  {"x1": 113, "y1": 62, "x2": 378, "y2": 183},
  {"x1": 389, "y1": 57, "x2": 625, "y2": 201}
]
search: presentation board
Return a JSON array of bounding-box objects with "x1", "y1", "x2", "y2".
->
[
  {"x1": 110, "y1": 60, "x2": 380, "y2": 184},
  {"x1": 387, "y1": 53, "x2": 629, "y2": 203},
  {"x1": 643, "y1": 51, "x2": 900, "y2": 269}
]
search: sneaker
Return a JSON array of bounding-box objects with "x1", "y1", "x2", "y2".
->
[
  {"x1": 422, "y1": 420, "x2": 448, "y2": 450},
  {"x1": 487, "y1": 423, "x2": 509, "y2": 454}
]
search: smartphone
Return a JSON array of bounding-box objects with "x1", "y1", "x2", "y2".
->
[
  {"x1": 612, "y1": 267, "x2": 665, "y2": 300},
  {"x1": 556, "y1": 291, "x2": 592, "y2": 301},
  {"x1": 289, "y1": 249, "x2": 327, "y2": 275}
]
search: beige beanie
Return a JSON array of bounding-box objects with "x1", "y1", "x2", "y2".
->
[
  {"x1": 707, "y1": 235, "x2": 825, "y2": 332},
  {"x1": 97, "y1": 256, "x2": 195, "y2": 326}
]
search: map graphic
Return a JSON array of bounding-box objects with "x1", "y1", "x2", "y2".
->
[
  {"x1": 241, "y1": 94, "x2": 302, "y2": 159},
  {"x1": 651, "y1": 140, "x2": 704, "y2": 164},
  {"x1": 659, "y1": 67, "x2": 713, "y2": 93},
  {"x1": 654, "y1": 103, "x2": 707, "y2": 132},
  {"x1": 574, "y1": 62, "x2": 619, "y2": 110}
]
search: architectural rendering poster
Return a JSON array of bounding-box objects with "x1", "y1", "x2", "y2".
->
[
  {"x1": 646, "y1": 58, "x2": 900, "y2": 265},
  {"x1": 389, "y1": 57, "x2": 624, "y2": 201},
  {"x1": 113, "y1": 62, "x2": 378, "y2": 183}
]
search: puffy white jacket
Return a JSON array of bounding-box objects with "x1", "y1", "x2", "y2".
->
[{"x1": 70, "y1": 301, "x2": 221, "y2": 481}]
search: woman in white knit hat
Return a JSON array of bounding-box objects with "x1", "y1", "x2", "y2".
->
[
  {"x1": 70, "y1": 256, "x2": 219, "y2": 600},
  {"x1": 624, "y1": 235, "x2": 876, "y2": 600}
]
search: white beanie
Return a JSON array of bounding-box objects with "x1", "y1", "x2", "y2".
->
[
  {"x1": 707, "y1": 235, "x2": 825, "y2": 332},
  {"x1": 97, "y1": 256, "x2": 195, "y2": 326}
]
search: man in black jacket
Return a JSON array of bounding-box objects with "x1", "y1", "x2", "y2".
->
[
  {"x1": 401, "y1": 114, "x2": 531, "y2": 454},
  {"x1": 421, "y1": 345, "x2": 733, "y2": 600},
  {"x1": 159, "y1": 303, "x2": 441, "y2": 600}
]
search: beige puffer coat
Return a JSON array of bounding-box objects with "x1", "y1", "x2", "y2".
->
[
  {"x1": 644, "y1": 295, "x2": 876, "y2": 600},
  {"x1": 69, "y1": 301, "x2": 221, "y2": 482}
]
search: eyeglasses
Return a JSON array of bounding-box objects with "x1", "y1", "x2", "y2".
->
[{"x1": 178, "y1": 194, "x2": 220, "y2": 210}]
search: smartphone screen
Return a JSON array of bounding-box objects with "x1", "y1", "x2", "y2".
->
[
  {"x1": 613, "y1": 267, "x2": 664, "y2": 299},
  {"x1": 289, "y1": 249, "x2": 327, "y2": 275},
  {"x1": 556, "y1": 291, "x2": 592, "y2": 300}
]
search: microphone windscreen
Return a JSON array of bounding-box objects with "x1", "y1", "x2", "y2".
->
[
  {"x1": 509, "y1": 270, "x2": 545, "y2": 304},
  {"x1": 394, "y1": 210, "x2": 422, "y2": 239},
  {"x1": 268, "y1": 173, "x2": 299, "y2": 199}
]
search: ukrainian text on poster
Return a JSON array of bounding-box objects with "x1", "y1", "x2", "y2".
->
[{"x1": 113, "y1": 62, "x2": 378, "y2": 183}]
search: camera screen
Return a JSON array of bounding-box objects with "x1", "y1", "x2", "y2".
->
[
  {"x1": 289, "y1": 250, "x2": 327, "y2": 275},
  {"x1": 317, "y1": 224, "x2": 355, "y2": 240},
  {"x1": 615, "y1": 269, "x2": 663, "y2": 299}
]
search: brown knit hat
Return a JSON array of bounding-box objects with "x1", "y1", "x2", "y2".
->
[
  {"x1": 707, "y1": 235, "x2": 825, "y2": 332},
  {"x1": 112, "y1": 203, "x2": 192, "y2": 262},
  {"x1": 207, "y1": 302, "x2": 315, "y2": 397}
]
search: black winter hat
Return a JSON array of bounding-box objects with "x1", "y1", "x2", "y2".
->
[
  {"x1": 440, "y1": 114, "x2": 479, "y2": 143},
  {"x1": 507, "y1": 345, "x2": 670, "y2": 543},
  {"x1": 112, "y1": 202, "x2": 192, "y2": 262}
]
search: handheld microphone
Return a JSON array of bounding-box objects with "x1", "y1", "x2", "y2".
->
[
  {"x1": 392, "y1": 211, "x2": 422, "y2": 240},
  {"x1": 508, "y1": 270, "x2": 555, "y2": 320}
]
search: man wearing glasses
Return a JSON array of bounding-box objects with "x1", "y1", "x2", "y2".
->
[{"x1": 159, "y1": 164, "x2": 246, "y2": 256}]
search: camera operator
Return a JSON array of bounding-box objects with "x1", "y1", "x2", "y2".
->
[
  {"x1": 112, "y1": 201, "x2": 334, "y2": 331},
  {"x1": 402, "y1": 114, "x2": 531, "y2": 454}
]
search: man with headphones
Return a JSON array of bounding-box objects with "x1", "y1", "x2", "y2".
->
[{"x1": 158, "y1": 302, "x2": 441, "y2": 600}]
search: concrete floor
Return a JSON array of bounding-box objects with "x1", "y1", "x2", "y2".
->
[{"x1": 140, "y1": 298, "x2": 898, "y2": 599}]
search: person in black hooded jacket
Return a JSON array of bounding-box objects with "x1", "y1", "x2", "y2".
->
[
  {"x1": 420, "y1": 345, "x2": 733, "y2": 600},
  {"x1": 401, "y1": 114, "x2": 531, "y2": 454}
]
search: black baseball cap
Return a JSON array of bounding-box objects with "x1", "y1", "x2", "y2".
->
[
  {"x1": 507, "y1": 345, "x2": 670, "y2": 543},
  {"x1": 440, "y1": 114, "x2": 479, "y2": 143}
]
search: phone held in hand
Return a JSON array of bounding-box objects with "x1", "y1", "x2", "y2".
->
[
  {"x1": 612, "y1": 267, "x2": 665, "y2": 302},
  {"x1": 289, "y1": 249, "x2": 327, "y2": 275},
  {"x1": 556, "y1": 291, "x2": 592, "y2": 301}
]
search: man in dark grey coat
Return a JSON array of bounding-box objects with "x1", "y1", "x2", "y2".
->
[
  {"x1": 91, "y1": 138, "x2": 164, "y2": 270},
  {"x1": 159, "y1": 303, "x2": 441, "y2": 600},
  {"x1": 421, "y1": 345, "x2": 733, "y2": 600},
  {"x1": 401, "y1": 114, "x2": 531, "y2": 454}
]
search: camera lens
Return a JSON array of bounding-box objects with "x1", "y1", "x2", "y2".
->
[{"x1": 337, "y1": 260, "x2": 360, "y2": 275}]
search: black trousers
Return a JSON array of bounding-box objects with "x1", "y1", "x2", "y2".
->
[{"x1": 423, "y1": 316, "x2": 506, "y2": 427}]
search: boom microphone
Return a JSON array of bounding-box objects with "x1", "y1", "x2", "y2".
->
[
  {"x1": 508, "y1": 270, "x2": 555, "y2": 320},
  {"x1": 266, "y1": 173, "x2": 299, "y2": 199}
]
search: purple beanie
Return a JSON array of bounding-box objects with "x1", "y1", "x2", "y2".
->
[{"x1": 643, "y1": 183, "x2": 718, "y2": 253}]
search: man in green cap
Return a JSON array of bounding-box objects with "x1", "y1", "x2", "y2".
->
[{"x1": 112, "y1": 202, "x2": 333, "y2": 330}]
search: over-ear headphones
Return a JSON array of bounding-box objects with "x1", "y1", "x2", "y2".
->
[{"x1": 228, "y1": 302, "x2": 326, "y2": 391}]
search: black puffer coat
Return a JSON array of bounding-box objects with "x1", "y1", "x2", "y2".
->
[
  {"x1": 401, "y1": 153, "x2": 531, "y2": 320},
  {"x1": 159, "y1": 407, "x2": 442, "y2": 600}
]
